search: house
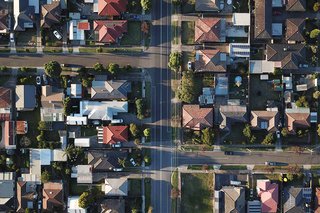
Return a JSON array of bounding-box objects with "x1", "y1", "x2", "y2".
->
[
  {"x1": 74, "y1": 138, "x2": 92, "y2": 147},
  {"x1": 102, "y1": 177, "x2": 128, "y2": 196},
  {"x1": 182, "y1": 105, "x2": 213, "y2": 130},
  {"x1": 73, "y1": 165, "x2": 93, "y2": 184},
  {"x1": 98, "y1": 125, "x2": 128, "y2": 144},
  {"x1": 70, "y1": 84, "x2": 82, "y2": 98},
  {"x1": 215, "y1": 186, "x2": 245, "y2": 213},
  {"x1": 229, "y1": 43, "x2": 250, "y2": 58},
  {"x1": 195, "y1": 18, "x2": 226, "y2": 43},
  {"x1": 219, "y1": 105, "x2": 247, "y2": 131},
  {"x1": 88, "y1": 150, "x2": 127, "y2": 172},
  {"x1": 285, "y1": 107, "x2": 310, "y2": 133},
  {"x1": 194, "y1": 49, "x2": 227, "y2": 73},
  {"x1": 315, "y1": 188, "x2": 320, "y2": 213},
  {"x1": 286, "y1": 18, "x2": 305, "y2": 43},
  {"x1": 256, "y1": 180, "x2": 278, "y2": 213},
  {"x1": 266, "y1": 44, "x2": 306, "y2": 70},
  {"x1": 93, "y1": 20, "x2": 127, "y2": 43},
  {"x1": 247, "y1": 200, "x2": 262, "y2": 213},
  {"x1": 15, "y1": 85, "x2": 36, "y2": 111},
  {"x1": 0, "y1": 87, "x2": 11, "y2": 121},
  {"x1": 0, "y1": 6, "x2": 9, "y2": 33},
  {"x1": 16, "y1": 181, "x2": 37, "y2": 212},
  {"x1": 99, "y1": 199, "x2": 125, "y2": 213},
  {"x1": 42, "y1": 182, "x2": 64, "y2": 211},
  {"x1": 40, "y1": 2, "x2": 61, "y2": 28},
  {"x1": 0, "y1": 172, "x2": 14, "y2": 212},
  {"x1": 69, "y1": 19, "x2": 90, "y2": 45},
  {"x1": 4, "y1": 121, "x2": 15, "y2": 149},
  {"x1": 79, "y1": 100, "x2": 128, "y2": 121},
  {"x1": 40, "y1": 85, "x2": 64, "y2": 122},
  {"x1": 284, "y1": 187, "x2": 311, "y2": 212},
  {"x1": 195, "y1": 0, "x2": 221, "y2": 11},
  {"x1": 91, "y1": 80, "x2": 131, "y2": 100},
  {"x1": 254, "y1": 0, "x2": 272, "y2": 40},
  {"x1": 13, "y1": 0, "x2": 37, "y2": 31},
  {"x1": 286, "y1": 0, "x2": 306, "y2": 11},
  {"x1": 68, "y1": 196, "x2": 87, "y2": 213},
  {"x1": 251, "y1": 110, "x2": 279, "y2": 132},
  {"x1": 97, "y1": 0, "x2": 127, "y2": 17}
]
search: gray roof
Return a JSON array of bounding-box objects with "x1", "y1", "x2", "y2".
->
[
  {"x1": 91, "y1": 80, "x2": 131, "y2": 100},
  {"x1": 283, "y1": 187, "x2": 304, "y2": 213},
  {"x1": 219, "y1": 105, "x2": 248, "y2": 131},
  {"x1": 14, "y1": 0, "x2": 35, "y2": 31},
  {"x1": 16, "y1": 85, "x2": 36, "y2": 110},
  {"x1": 254, "y1": 0, "x2": 272, "y2": 39},
  {"x1": 195, "y1": 0, "x2": 220, "y2": 11},
  {"x1": 221, "y1": 186, "x2": 245, "y2": 213},
  {"x1": 87, "y1": 150, "x2": 127, "y2": 171}
]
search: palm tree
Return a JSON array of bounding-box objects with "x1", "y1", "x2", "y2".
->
[{"x1": 118, "y1": 158, "x2": 126, "y2": 168}]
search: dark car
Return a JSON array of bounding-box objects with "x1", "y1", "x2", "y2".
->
[{"x1": 224, "y1": 151, "x2": 234, "y2": 155}]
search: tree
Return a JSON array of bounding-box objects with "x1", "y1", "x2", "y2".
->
[
  {"x1": 243, "y1": 124, "x2": 252, "y2": 139},
  {"x1": 36, "y1": 131, "x2": 45, "y2": 142},
  {"x1": 172, "y1": 0, "x2": 182, "y2": 5},
  {"x1": 63, "y1": 97, "x2": 71, "y2": 116},
  {"x1": 317, "y1": 124, "x2": 320, "y2": 137},
  {"x1": 140, "y1": 0, "x2": 151, "y2": 11},
  {"x1": 143, "y1": 128, "x2": 151, "y2": 137},
  {"x1": 171, "y1": 188, "x2": 180, "y2": 198},
  {"x1": 93, "y1": 63, "x2": 105, "y2": 72},
  {"x1": 262, "y1": 133, "x2": 274, "y2": 145},
  {"x1": 81, "y1": 77, "x2": 93, "y2": 88},
  {"x1": 178, "y1": 71, "x2": 198, "y2": 103},
  {"x1": 25, "y1": 208, "x2": 30, "y2": 213},
  {"x1": 134, "y1": 138, "x2": 141, "y2": 145},
  {"x1": 147, "y1": 206, "x2": 153, "y2": 213},
  {"x1": 314, "y1": 2, "x2": 320, "y2": 12},
  {"x1": 64, "y1": 144, "x2": 84, "y2": 163},
  {"x1": 41, "y1": 170, "x2": 51, "y2": 183},
  {"x1": 310, "y1": 29, "x2": 320, "y2": 39},
  {"x1": 201, "y1": 128, "x2": 214, "y2": 145},
  {"x1": 144, "y1": 155, "x2": 151, "y2": 164},
  {"x1": 141, "y1": 21, "x2": 149, "y2": 34},
  {"x1": 61, "y1": 75, "x2": 68, "y2": 89},
  {"x1": 295, "y1": 96, "x2": 308, "y2": 107},
  {"x1": 130, "y1": 123, "x2": 140, "y2": 138},
  {"x1": 168, "y1": 52, "x2": 181, "y2": 72},
  {"x1": 38, "y1": 121, "x2": 47, "y2": 130},
  {"x1": 78, "y1": 192, "x2": 92, "y2": 208},
  {"x1": 108, "y1": 63, "x2": 120, "y2": 75},
  {"x1": 286, "y1": 173, "x2": 294, "y2": 181},
  {"x1": 273, "y1": 68, "x2": 282, "y2": 75},
  {"x1": 20, "y1": 136, "x2": 31, "y2": 147},
  {"x1": 44, "y1": 61, "x2": 62, "y2": 78},
  {"x1": 314, "y1": 91, "x2": 320, "y2": 99},
  {"x1": 281, "y1": 128, "x2": 289, "y2": 137},
  {"x1": 118, "y1": 158, "x2": 126, "y2": 168},
  {"x1": 131, "y1": 208, "x2": 139, "y2": 213},
  {"x1": 250, "y1": 135, "x2": 256, "y2": 144},
  {"x1": 135, "y1": 98, "x2": 145, "y2": 119}
]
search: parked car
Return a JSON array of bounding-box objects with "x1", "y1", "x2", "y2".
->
[
  {"x1": 10, "y1": 33, "x2": 14, "y2": 43},
  {"x1": 36, "y1": 76, "x2": 41, "y2": 85},
  {"x1": 53, "y1": 30, "x2": 62, "y2": 40},
  {"x1": 111, "y1": 142, "x2": 122, "y2": 148},
  {"x1": 42, "y1": 74, "x2": 48, "y2": 85},
  {"x1": 130, "y1": 158, "x2": 137, "y2": 167},
  {"x1": 276, "y1": 130, "x2": 281, "y2": 139},
  {"x1": 224, "y1": 151, "x2": 234, "y2": 155},
  {"x1": 61, "y1": 63, "x2": 70, "y2": 67},
  {"x1": 187, "y1": 61, "x2": 193, "y2": 70},
  {"x1": 92, "y1": 120, "x2": 100, "y2": 126},
  {"x1": 113, "y1": 168, "x2": 123, "y2": 172},
  {"x1": 111, "y1": 119, "x2": 123, "y2": 124}
]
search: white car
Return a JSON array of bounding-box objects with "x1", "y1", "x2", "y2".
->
[
  {"x1": 10, "y1": 33, "x2": 14, "y2": 43},
  {"x1": 276, "y1": 130, "x2": 281, "y2": 139},
  {"x1": 187, "y1": 61, "x2": 193, "y2": 70},
  {"x1": 111, "y1": 142, "x2": 122, "y2": 148},
  {"x1": 130, "y1": 158, "x2": 137, "y2": 167},
  {"x1": 36, "y1": 76, "x2": 41, "y2": 85},
  {"x1": 53, "y1": 30, "x2": 62, "y2": 40},
  {"x1": 113, "y1": 168, "x2": 123, "y2": 172}
]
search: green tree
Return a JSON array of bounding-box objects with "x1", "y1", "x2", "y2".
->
[
  {"x1": 81, "y1": 77, "x2": 93, "y2": 88},
  {"x1": 38, "y1": 121, "x2": 47, "y2": 130},
  {"x1": 168, "y1": 52, "x2": 181, "y2": 72},
  {"x1": 78, "y1": 192, "x2": 92, "y2": 208},
  {"x1": 140, "y1": 0, "x2": 151, "y2": 11},
  {"x1": 273, "y1": 68, "x2": 282, "y2": 75},
  {"x1": 44, "y1": 61, "x2": 62, "y2": 78},
  {"x1": 313, "y1": 91, "x2": 320, "y2": 99},
  {"x1": 287, "y1": 173, "x2": 294, "y2": 181},
  {"x1": 295, "y1": 96, "x2": 309, "y2": 107},
  {"x1": 143, "y1": 128, "x2": 151, "y2": 137},
  {"x1": 144, "y1": 155, "x2": 151, "y2": 164},
  {"x1": 108, "y1": 63, "x2": 120, "y2": 75},
  {"x1": 134, "y1": 138, "x2": 141, "y2": 145},
  {"x1": 135, "y1": 98, "x2": 145, "y2": 119},
  {"x1": 178, "y1": 71, "x2": 198, "y2": 103},
  {"x1": 93, "y1": 63, "x2": 105, "y2": 72},
  {"x1": 262, "y1": 133, "x2": 274, "y2": 145},
  {"x1": 36, "y1": 131, "x2": 45, "y2": 142},
  {"x1": 201, "y1": 128, "x2": 214, "y2": 145},
  {"x1": 317, "y1": 124, "x2": 320, "y2": 137},
  {"x1": 314, "y1": 2, "x2": 320, "y2": 12},
  {"x1": 250, "y1": 135, "x2": 256, "y2": 144},
  {"x1": 25, "y1": 208, "x2": 30, "y2": 213},
  {"x1": 118, "y1": 158, "x2": 126, "y2": 168},
  {"x1": 172, "y1": 0, "x2": 181, "y2": 5},
  {"x1": 0, "y1": 66, "x2": 8, "y2": 72},
  {"x1": 63, "y1": 97, "x2": 71, "y2": 116},
  {"x1": 61, "y1": 76, "x2": 68, "y2": 89},
  {"x1": 41, "y1": 170, "x2": 51, "y2": 183},
  {"x1": 130, "y1": 123, "x2": 140, "y2": 138},
  {"x1": 310, "y1": 29, "x2": 320, "y2": 39},
  {"x1": 243, "y1": 124, "x2": 252, "y2": 139},
  {"x1": 281, "y1": 127, "x2": 289, "y2": 137}
]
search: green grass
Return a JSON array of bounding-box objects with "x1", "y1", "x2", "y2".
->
[
  {"x1": 181, "y1": 21, "x2": 195, "y2": 45},
  {"x1": 171, "y1": 169, "x2": 179, "y2": 189},
  {"x1": 16, "y1": 48, "x2": 37, "y2": 53},
  {"x1": 79, "y1": 47, "x2": 143, "y2": 54},
  {"x1": 220, "y1": 165, "x2": 247, "y2": 170},
  {"x1": 69, "y1": 180, "x2": 101, "y2": 195},
  {"x1": 181, "y1": 173, "x2": 213, "y2": 213},
  {"x1": 172, "y1": 21, "x2": 180, "y2": 45},
  {"x1": 16, "y1": 29, "x2": 37, "y2": 46},
  {"x1": 0, "y1": 75, "x2": 10, "y2": 86},
  {"x1": 18, "y1": 107, "x2": 41, "y2": 144},
  {"x1": 43, "y1": 47, "x2": 62, "y2": 53},
  {"x1": 187, "y1": 165, "x2": 214, "y2": 170},
  {"x1": 129, "y1": 179, "x2": 142, "y2": 196},
  {"x1": 144, "y1": 178, "x2": 151, "y2": 212},
  {"x1": 81, "y1": 127, "x2": 98, "y2": 137},
  {"x1": 121, "y1": 21, "x2": 142, "y2": 45},
  {"x1": 129, "y1": 81, "x2": 142, "y2": 100},
  {"x1": 0, "y1": 48, "x2": 10, "y2": 53},
  {"x1": 182, "y1": 0, "x2": 195, "y2": 13}
]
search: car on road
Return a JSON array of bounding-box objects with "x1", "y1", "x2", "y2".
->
[
  {"x1": 111, "y1": 142, "x2": 122, "y2": 148},
  {"x1": 36, "y1": 76, "x2": 41, "y2": 85},
  {"x1": 276, "y1": 130, "x2": 281, "y2": 139},
  {"x1": 130, "y1": 158, "x2": 137, "y2": 167},
  {"x1": 224, "y1": 151, "x2": 234, "y2": 155},
  {"x1": 42, "y1": 74, "x2": 48, "y2": 85},
  {"x1": 265, "y1": 161, "x2": 287, "y2": 166},
  {"x1": 53, "y1": 30, "x2": 62, "y2": 40}
]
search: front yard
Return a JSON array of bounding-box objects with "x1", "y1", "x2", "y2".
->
[
  {"x1": 16, "y1": 29, "x2": 37, "y2": 46},
  {"x1": 181, "y1": 173, "x2": 213, "y2": 213},
  {"x1": 181, "y1": 21, "x2": 195, "y2": 45},
  {"x1": 121, "y1": 21, "x2": 142, "y2": 46}
]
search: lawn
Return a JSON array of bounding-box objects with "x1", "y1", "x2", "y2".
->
[
  {"x1": 43, "y1": 47, "x2": 63, "y2": 53},
  {"x1": 121, "y1": 21, "x2": 142, "y2": 46},
  {"x1": 220, "y1": 165, "x2": 247, "y2": 170},
  {"x1": 128, "y1": 179, "x2": 142, "y2": 197},
  {"x1": 69, "y1": 180, "x2": 102, "y2": 195},
  {"x1": 229, "y1": 74, "x2": 248, "y2": 100},
  {"x1": 181, "y1": 21, "x2": 195, "y2": 45},
  {"x1": 181, "y1": 173, "x2": 213, "y2": 213},
  {"x1": 79, "y1": 47, "x2": 143, "y2": 54},
  {"x1": 16, "y1": 29, "x2": 37, "y2": 46},
  {"x1": 16, "y1": 48, "x2": 37, "y2": 53},
  {"x1": 0, "y1": 75, "x2": 10, "y2": 86},
  {"x1": 144, "y1": 178, "x2": 151, "y2": 212},
  {"x1": 249, "y1": 75, "x2": 282, "y2": 110},
  {"x1": 182, "y1": 0, "x2": 195, "y2": 13},
  {"x1": 172, "y1": 21, "x2": 180, "y2": 45},
  {"x1": 81, "y1": 127, "x2": 98, "y2": 137},
  {"x1": 233, "y1": 0, "x2": 249, "y2": 12},
  {"x1": 129, "y1": 81, "x2": 142, "y2": 100},
  {"x1": 17, "y1": 107, "x2": 41, "y2": 144}
]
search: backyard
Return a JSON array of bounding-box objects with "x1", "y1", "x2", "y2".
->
[
  {"x1": 181, "y1": 21, "x2": 195, "y2": 45},
  {"x1": 182, "y1": 0, "x2": 195, "y2": 13},
  {"x1": 181, "y1": 173, "x2": 213, "y2": 213},
  {"x1": 17, "y1": 107, "x2": 41, "y2": 144},
  {"x1": 249, "y1": 75, "x2": 282, "y2": 110},
  {"x1": 81, "y1": 127, "x2": 98, "y2": 137},
  {"x1": 233, "y1": 0, "x2": 249, "y2": 13},
  {"x1": 121, "y1": 21, "x2": 142, "y2": 46}
]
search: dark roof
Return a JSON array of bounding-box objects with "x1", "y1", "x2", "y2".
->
[
  {"x1": 254, "y1": 0, "x2": 272, "y2": 39},
  {"x1": 266, "y1": 44, "x2": 306, "y2": 70},
  {"x1": 0, "y1": 87, "x2": 11, "y2": 108},
  {"x1": 91, "y1": 80, "x2": 131, "y2": 100},
  {"x1": 17, "y1": 181, "x2": 36, "y2": 212},
  {"x1": 286, "y1": 18, "x2": 305, "y2": 42},
  {"x1": 182, "y1": 105, "x2": 214, "y2": 130},
  {"x1": 42, "y1": 182, "x2": 64, "y2": 211},
  {"x1": 283, "y1": 187, "x2": 305, "y2": 212},
  {"x1": 195, "y1": 18, "x2": 222, "y2": 43},
  {"x1": 88, "y1": 150, "x2": 127, "y2": 171},
  {"x1": 41, "y1": 2, "x2": 61, "y2": 28},
  {"x1": 286, "y1": 0, "x2": 306, "y2": 11},
  {"x1": 14, "y1": 0, "x2": 35, "y2": 31},
  {"x1": 0, "y1": 9, "x2": 9, "y2": 31}
]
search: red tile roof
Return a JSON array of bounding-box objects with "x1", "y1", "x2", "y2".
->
[
  {"x1": 16, "y1": 121, "x2": 27, "y2": 135},
  {"x1": 4, "y1": 121, "x2": 14, "y2": 147},
  {"x1": 0, "y1": 87, "x2": 11, "y2": 108},
  {"x1": 183, "y1": 105, "x2": 213, "y2": 130},
  {"x1": 78, "y1": 21, "x2": 90, "y2": 30},
  {"x1": 195, "y1": 18, "x2": 221, "y2": 43},
  {"x1": 0, "y1": 113, "x2": 10, "y2": 121},
  {"x1": 98, "y1": 0, "x2": 128, "y2": 16},
  {"x1": 257, "y1": 180, "x2": 278, "y2": 213},
  {"x1": 103, "y1": 126, "x2": 128, "y2": 144},
  {"x1": 43, "y1": 182, "x2": 64, "y2": 210},
  {"x1": 315, "y1": 188, "x2": 320, "y2": 213},
  {"x1": 94, "y1": 20, "x2": 127, "y2": 43}
]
